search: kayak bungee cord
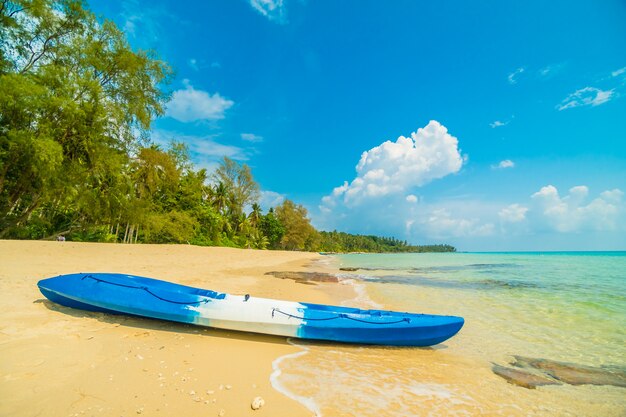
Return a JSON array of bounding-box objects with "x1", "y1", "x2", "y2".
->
[
  {"x1": 271, "y1": 307, "x2": 412, "y2": 325},
  {"x1": 81, "y1": 274, "x2": 211, "y2": 305}
]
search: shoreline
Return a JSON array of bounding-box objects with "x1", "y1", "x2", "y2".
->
[{"x1": 0, "y1": 240, "x2": 350, "y2": 417}]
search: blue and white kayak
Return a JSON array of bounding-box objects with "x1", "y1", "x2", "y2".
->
[{"x1": 37, "y1": 273, "x2": 464, "y2": 346}]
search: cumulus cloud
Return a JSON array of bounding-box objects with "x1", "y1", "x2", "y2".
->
[
  {"x1": 321, "y1": 120, "x2": 463, "y2": 208},
  {"x1": 499, "y1": 204, "x2": 528, "y2": 223},
  {"x1": 508, "y1": 67, "x2": 525, "y2": 84},
  {"x1": 492, "y1": 159, "x2": 515, "y2": 169},
  {"x1": 165, "y1": 80, "x2": 234, "y2": 122},
  {"x1": 418, "y1": 208, "x2": 495, "y2": 239},
  {"x1": 556, "y1": 87, "x2": 614, "y2": 111},
  {"x1": 249, "y1": 0, "x2": 287, "y2": 23},
  {"x1": 530, "y1": 185, "x2": 624, "y2": 232},
  {"x1": 241, "y1": 133, "x2": 264, "y2": 142},
  {"x1": 406, "y1": 194, "x2": 418, "y2": 203}
]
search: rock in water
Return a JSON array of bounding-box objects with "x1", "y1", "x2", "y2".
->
[
  {"x1": 251, "y1": 396, "x2": 265, "y2": 410},
  {"x1": 265, "y1": 271, "x2": 339, "y2": 284},
  {"x1": 492, "y1": 364, "x2": 561, "y2": 389},
  {"x1": 512, "y1": 356, "x2": 626, "y2": 388}
]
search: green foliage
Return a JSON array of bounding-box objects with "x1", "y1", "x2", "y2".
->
[
  {"x1": 212, "y1": 156, "x2": 259, "y2": 217},
  {"x1": 0, "y1": 0, "x2": 170, "y2": 238},
  {"x1": 274, "y1": 200, "x2": 319, "y2": 251},
  {"x1": 318, "y1": 231, "x2": 456, "y2": 253},
  {"x1": 259, "y1": 208, "x2": 285, "y2": 249},
  {"x1": 143, "y1": 210, "x2": 197, "y2": 244}
]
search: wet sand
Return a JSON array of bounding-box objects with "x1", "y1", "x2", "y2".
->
[{"x1": 0, "y1": 240, "x2": 344, "y2": 417}]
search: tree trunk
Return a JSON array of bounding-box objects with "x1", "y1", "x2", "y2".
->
[{"x1": 128, "y1": 224, "x2": 135, "y2": 244}]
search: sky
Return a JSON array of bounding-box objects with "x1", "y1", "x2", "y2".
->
[{"x1": 89, "y1": 0, "x2": 626, "y2": 251}]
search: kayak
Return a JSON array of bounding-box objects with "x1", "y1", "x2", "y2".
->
[{"x1": 37, "y1": 273, "x2": 464, "y2": 346}]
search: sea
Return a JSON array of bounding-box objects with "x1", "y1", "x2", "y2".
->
[{"x1": 272, "y1": 252, "x2": 626, "y2": 417}]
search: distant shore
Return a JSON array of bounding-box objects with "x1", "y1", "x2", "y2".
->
[{"x1": 0, "y1": 240, "x2": 351, "y2": 417}]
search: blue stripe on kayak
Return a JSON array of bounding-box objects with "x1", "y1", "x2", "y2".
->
[
  {"x1": 296, "y1": 302, "x2": 464, "y2": 346},
  {"x1": 38, "y1": 273, "x2": 208, "y2": 325}
]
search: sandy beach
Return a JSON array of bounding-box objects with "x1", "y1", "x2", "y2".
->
[{"x1": 0, "y1": 240, "x2": 343, "y2": 417}]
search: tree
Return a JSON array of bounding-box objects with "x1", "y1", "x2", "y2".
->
[
  {"x1": 274, "y1": 200, "x2": 319, "y2": 251},
  {"x1": 212, "y1": 156, "x2": 259, "y2": 216},
  {"x1": 248, "y1": 203, "x2": 262, "y2": 228},
  {"x1": 259, "y1": 207, "x2": 285, "y2": 249},
  {"x1": 0, "y1": 0, "x2": 171, "y2": 238},
  {"x1": 211, "y1": 182, "x2": 229, "y2": 215}
]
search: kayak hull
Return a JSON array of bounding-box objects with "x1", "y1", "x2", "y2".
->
[{"x1": 37, "y1": 273, "x2": 464, "y2": 346}]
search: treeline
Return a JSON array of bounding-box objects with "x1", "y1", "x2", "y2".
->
[
  {"x1": 318, "y1": 231, "x2": 456, "y2": 253},
  {"x1": 0, "y1": 0, "x2": 455, "y2": 253}
]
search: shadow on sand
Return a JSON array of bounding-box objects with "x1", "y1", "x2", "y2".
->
[{"x1": 35, "y1": 298, "x2": 290, "y2": 346}]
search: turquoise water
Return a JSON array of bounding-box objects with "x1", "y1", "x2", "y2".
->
[{"x1": 276, "y1": 252, "x2": 626, "y2": 416}]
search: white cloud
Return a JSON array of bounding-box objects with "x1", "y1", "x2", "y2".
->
[
  {"x1": 165, "y1": 80, "x2": 234, "y2": 122},
  {"x1": 491, "y1": 159, "x2": 515, "y2": 169},
  {"x1": 601, "y1": 189, "x2": 625, "y2": 204},
  {"x1": 124, "y1": 18, "x2": 137, "y2": 36},
  {"x1": 259, "y1": 190, "x2": 285, "y2": 210},
  {"x1": 151, "y1": 129, "x2": 247, "y2": 173},
  {"x1": 241, "y1": 133, "x2": 264, "y2": 142},
  {"x1": 530, "y1": 185, "x2": 624, "y2": 232},
  {"x1": 556, "y1": 87, "x2": 614, "y2": 111},
  {"x1": 188, "y1": 58, "x2": 198, "y2": 71},
  {"x1": 119, "y1": 0, "x2": 173, "y2": 45},
  {"x1": 508, "y1": 67, "x2": 525, "y2": 84},
  {"x1": 611, "y1": 67, "x2": 626, "y2": 78},
  {"x1": 418, "y1": 208, "x2": 495, "y2": 239},
  {"x1": 249, "y1": 0, "x2": 287, "y2": 23},
  {"x1": 539, "y1": 66, "x2": 551, "y2": 77},
  {"x1": 538, "y1": 63, "x2": 566, "y2": 78},
  {"x1": 490, "y1": 120, "x2": 507, "y2": 128},
  {"x1": 499, "y1": 204, "x2": 528, "y2": 223},
  {"x1": 321, "y1": 120, "x2": 463, "y2": 208},
  {"x1": 406, "y1": 194, "x2": 418, "y2": 203}
]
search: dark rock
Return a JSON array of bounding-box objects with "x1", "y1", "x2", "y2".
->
[
  {"x1": 339, "y1": 267, "x2": 359, "y2": 271},
  {"x1": 512, "y1": 356, "x2": 626, "y2": 388},
  {"x1": 265, "y1": 271, "x2": 339, "y2": 284},
  {"x1": 492, "y1": 363, "x2": 561, "y2": 389}
]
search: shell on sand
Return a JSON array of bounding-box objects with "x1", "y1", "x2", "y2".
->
[{"x1": 251, "y1": 396, "x2": 265, "y2": 410}]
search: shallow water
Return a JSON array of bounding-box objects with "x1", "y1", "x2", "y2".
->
[{"x1": 274, "y1": 252, "x2": 626, "y2": 416}]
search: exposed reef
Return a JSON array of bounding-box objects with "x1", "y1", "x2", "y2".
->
[
  {"x1": 265, "y1": 271, "x2": 340, "y2": 285},
  {"x1": 493, "y1": 355, "x2": 626, "y2": 389}
]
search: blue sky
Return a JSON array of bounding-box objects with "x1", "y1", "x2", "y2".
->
[{"x1": 90, "y1": 0, "x2": 626, "y2": 251}]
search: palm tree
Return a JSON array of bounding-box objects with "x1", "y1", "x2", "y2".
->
[
  {"x1": 212, "y1": 182, "x2": 228, "y2": 214},
  {"x1": 248, "y1": 203, "x2": 262, "y2": 227},
  {"x1": 236, "y1": 213, "x2": 250, "y2": 235},
  {"x1": 251, "y1": 231, "x2": 269, "y2": 250}
]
